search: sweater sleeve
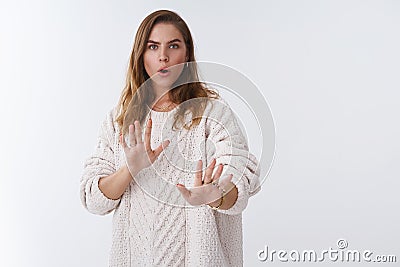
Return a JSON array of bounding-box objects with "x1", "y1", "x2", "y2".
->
[
  {"x1": 80, "y1": 108, "x2": 121, "y2": 215},
  {"x1": 205, "y1": 99, "x2": 261, "y2": 215}
]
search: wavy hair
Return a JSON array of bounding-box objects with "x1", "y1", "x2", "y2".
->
[{"x1": 116, "y1": 9, "x2": 218, "y2": 134}]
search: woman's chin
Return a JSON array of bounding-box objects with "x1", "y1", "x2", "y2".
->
[
  {"x1": 151, "y1": 78, "x2": 175, "y2": 90},
  {"x1": 151, "y1": 73, "x2": 181, "y2": 89}
]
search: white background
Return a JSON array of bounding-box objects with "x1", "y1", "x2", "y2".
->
[{"x1": 1, "y1": 1, "x2": 399, "y2": 266}]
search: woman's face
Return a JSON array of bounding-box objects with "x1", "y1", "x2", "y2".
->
[{"x1": 143, "y1": 23, "x2": 188, "y2": 89}]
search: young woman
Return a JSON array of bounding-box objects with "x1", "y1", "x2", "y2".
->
[{"x1": 80, "y1": 9, "x2": 260, "y2": 266}]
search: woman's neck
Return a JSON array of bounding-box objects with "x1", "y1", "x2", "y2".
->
[
  {"x1": 153, "y1": 91, "x2": 170, "y2": 104},
  {"x1": 151, "y1": 87, "x2": 175, "y2": 111},
  {"x1": 152, "y1": 83, "x2": 170, "y2": 100}
]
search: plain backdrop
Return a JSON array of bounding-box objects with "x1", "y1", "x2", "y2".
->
[{"x1": 1, "y1": 1, "x2": 399, "y2": 266}]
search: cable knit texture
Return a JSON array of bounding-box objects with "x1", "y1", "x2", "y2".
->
[{"x1": 80, "y1": 98, "x2": 261, "y2": 266}]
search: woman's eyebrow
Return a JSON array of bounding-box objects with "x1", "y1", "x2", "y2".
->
[{"x1": 147, "y1": 38, "x2": 182, "y2": 44}]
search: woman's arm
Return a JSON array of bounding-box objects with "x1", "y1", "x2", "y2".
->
[
  {"x1": 206, "y1": 99, "x2": 261, "y2": 215},
  {"x1": 176, "y1": 99, "x2": 260, "y2": 213},
  {"x1": 98, "y1": 165, "x2": 132, "y2": 200},
  {"x1": 80, "y1": 109, "x2": 121, "y2": 215},
  {"x1": 82, "y1": 114, "x2": 169, "y2": 214}
]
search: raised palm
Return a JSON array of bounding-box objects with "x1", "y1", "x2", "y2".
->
[{"x1": 121, "y1": 119, "x2": 170, "y2": 177}]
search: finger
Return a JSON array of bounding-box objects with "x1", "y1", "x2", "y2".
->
[
  {"x1": 120, "y1": 133, "x2": 127, "y2": 149},
  {"x1": 212, "y1": 163, "x2": 224, "y2": 181},
  {"x1": 218, "y1": 174, "x2": 234, "y2": 192},
  {"x1": 226, "y1": 173, "x2": 233, "y2": 183},
  {"x1": 128, "y1": 124, "x2": 136, "y2": 147},
  {"x1": 176, "y1": 184, "x2": 191, "y2": 201},
  {"x1": 153, "y1": 140, "x2": 170, "y2": 158},
  {"x1": 194, "y1": 160, "x2": 203, "y2": 187},
  {"x1": 121, "y1": 135, "x2": 130, "y2": 155},
  {"x1": 144, "y1": 118, "x2": 152, "y2": 151},
  {"x1": 204, "y1": 158, "x2": 216, "y2": 184},
  {"x1": 134, "y1": 120, "x2": 143, "y2": 144}
]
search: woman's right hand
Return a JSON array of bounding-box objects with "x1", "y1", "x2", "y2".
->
[{"x1": 120, "y1": 118, "x2": 170, "y2": 177}]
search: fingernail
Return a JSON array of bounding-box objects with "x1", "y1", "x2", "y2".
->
[{"x1": 176, "y1": 183, "x2": 184, "y2": 187}]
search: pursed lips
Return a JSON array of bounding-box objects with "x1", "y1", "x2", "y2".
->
[{"x1": 158, "y1": 66, "x2": 169, "y2": 73}]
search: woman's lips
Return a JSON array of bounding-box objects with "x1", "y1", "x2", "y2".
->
[{"x1": 158, "y1": 68, "x2": 170, "y2": 76}]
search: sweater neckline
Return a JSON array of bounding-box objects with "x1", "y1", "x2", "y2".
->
[{"x1": 150, "y1": 106, "x2": 178, "y2": 120}]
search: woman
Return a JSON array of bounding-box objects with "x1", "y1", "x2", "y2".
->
[{"x1": 80, "y1": 9, "x2": 260, "y2": 266}]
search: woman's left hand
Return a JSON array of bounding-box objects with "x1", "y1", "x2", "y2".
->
[{"x1": 176, "y1": 158, "x2": 233, "y2": 206}]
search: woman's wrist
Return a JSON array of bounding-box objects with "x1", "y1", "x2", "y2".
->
[
  {"x1": 208, "y1": 196, "x2": 223, "y2": 209},
  {"x1": 208, "y1": 182, "x2": 238, "y2": 210},
  {"x1": 123, "y1": 164, "x2": 139, "y2": 178},
  {"x1": 120, "y1": 165, "x2": 134, "y2": 179},
  {"x1": 98, "y1": 165, "x2": 133, "y2": 200}
]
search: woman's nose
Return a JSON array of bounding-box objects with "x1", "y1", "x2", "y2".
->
[{"x1": 159, "y1": 46, "x2": 169, "y2": 62}]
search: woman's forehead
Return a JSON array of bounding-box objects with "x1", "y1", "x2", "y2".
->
[{"x1": 148, "y1": 23, "x2": 183, "y2": 41}]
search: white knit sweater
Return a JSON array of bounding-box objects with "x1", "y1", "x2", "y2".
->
[{"x1": 80, "y1": 98, "x2": 261, "y2": 266}]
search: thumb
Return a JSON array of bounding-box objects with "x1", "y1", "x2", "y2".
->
[
  {"x1": 176, "y1": 184, "x2": 191, "y2": 200},
  {"x1": 153, "y1": 140, "x2": 170, "y2": 157}
]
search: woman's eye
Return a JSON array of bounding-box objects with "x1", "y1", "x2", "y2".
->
[
  {"x1": 149, "y1": 44, "x2": 157, "y2": 50},
  {"x1": 169, "y1": 44, "x2": 179, "y2": 49}
]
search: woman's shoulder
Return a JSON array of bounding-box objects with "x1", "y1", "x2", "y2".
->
[
  {"x1": 204, "y1": 94, "x2": 233, "y2": 118},
  {"x1": 109, "y1": 106, "x2": 119, "y2": 122},
  {"x1": 99, "y1": 106, "x2": 120, "y2": 136}
]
